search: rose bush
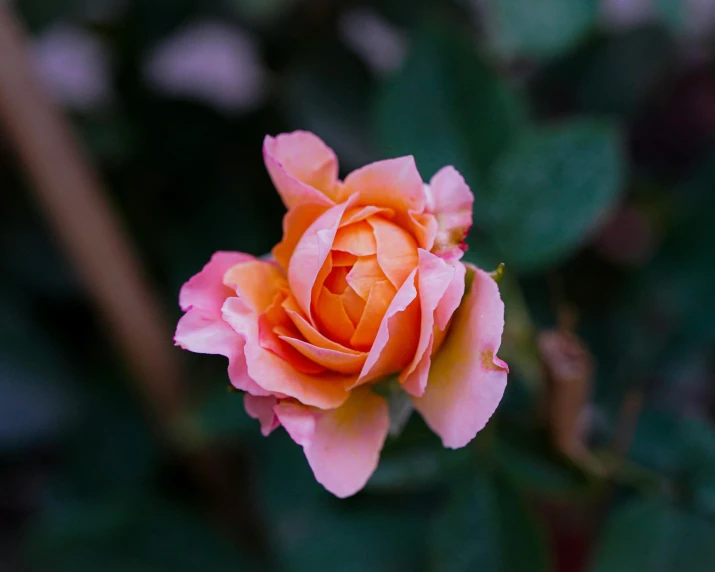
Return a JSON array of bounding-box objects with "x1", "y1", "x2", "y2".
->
[{"x1": 175, "y1": 131, "x2": 508, "y2": 497}]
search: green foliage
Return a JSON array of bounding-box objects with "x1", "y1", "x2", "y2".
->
[
  {"x1": 376, "y1": 23, "x2": 526, "y2": 182},
  {"x1": 478, "y1": 120, "x2": 625, "y2": 271},
  {"x1": 430, "y1": 474, "x2": 550, "y2": 572},
  {"x1": 483, "y1": 0, "x2": 598, "y2": 59},
  {"x1": 593, "y1": 498, "x2": 715, "y2": 572}
]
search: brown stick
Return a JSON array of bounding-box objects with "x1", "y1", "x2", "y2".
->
[
  {"x1": 0, "y1": 6, "x2": 274, "y2": 558},
  {"x1": 0, "y1": 3, "x2": 183, "y2": 424}
]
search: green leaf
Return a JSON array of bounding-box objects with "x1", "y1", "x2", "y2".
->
[
  {"x1": 592, "y1": 498, "x2": 715, "y2": 572},
  {"x1": 430, "y1": 475, "x2": 550, "y2": 572},
  {"x1": 376, "y1": 23, "x2": 526, "y2": 184},
  {"x1": 480, "y1": 120, "x2": 625, "y2": 272},
  {"x1": 484, "y1": 0, "x2": 597, "y2": 59},
  {"x1": 24, "y1": 498, "x2": 250, "y2": 572}
]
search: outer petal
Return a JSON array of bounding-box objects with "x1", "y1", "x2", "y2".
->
[
  {"x1": 179, "y1": 251, "x2": 252, "y2": 313},
  {"x1": 342, "y1": 156, "x2": 424, "y2": 213},
  {"x1": 274, "y1": 387, "x2": 389, "y2": 498},
  {"x1": 427, "y1": 167, "x2": 474, "y2": 261},
  {"x1": 399, "y1": 250, "x2": 464, "y2": 397},
  {"x1": 175, "y1": 252, "x2": 268, "y2": 395},
  {"x1": 412, "y1": 265, "x2": 508, "y2": 449},
  {"x1": 263, "y1": 131, "x2": 338, "y2": 209},
  {"x1": 244, "y1": 394, "x2": 279, "y2": 436}
]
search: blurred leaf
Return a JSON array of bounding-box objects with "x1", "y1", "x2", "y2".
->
[
  {"x1": 483, "y1": 0, "x2": 597, "y2": 59},
  {"x1": 194, "y1": 388, "x2": 255, "y2": 439},
  {"x1": 495, "y1": 438, "x2": 591, "y2": 498},
  {"x1": 653, "y1": 0, "x2": 686, "y2": 33},
  {"x1": 376, "y1": 23, "x2": 526, "y2": 183},
  {"x1": 430, "y1": 474, "x2": 550, "y2": 572},
  {"x1": 25, "y1": 498, "x2": 249, "y2": 572},
  {"x1": 578, "y1": 28, "x2": 677, "y2": 117},
  {"x1": 592, "y1": 498, "x2": 715, "y2": 572},
  {"x1": 479, "y1": 120, "x2": 625, "y2": 272},
  {"x1": 367, "y1": 447, "x2": 473, "y2": 492}
]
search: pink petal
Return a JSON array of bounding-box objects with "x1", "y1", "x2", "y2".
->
[
  {"x1": 400, "y1": 251, "x2": 465, "y2": 396},
  {"x1": 427, "y1": 167, "x2": 474, "y2": 261},
  {"x1": 244, "y1": 394, "x2": 279, "y2": 436},
  {"x1": 412, "y1": 265, "x2": 508, "y2": 449},
  {"x1": 274, "y1": 387, "x2": 389, "y2": 498},
  {"x1": 178, "y1": 251, "x2": 252, "y2": 313},
  {"x1": 263, "y1": 131, "x2": 339, "y2": 209},
  {"x1": 175, "y1": 252, "x2": 268, "y2": 395}
]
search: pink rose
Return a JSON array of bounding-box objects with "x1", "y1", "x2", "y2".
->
[{"x1": 175, "y1": 131, "x2": 508, "y2": 497}]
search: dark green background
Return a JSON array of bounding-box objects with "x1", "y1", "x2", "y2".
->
[{"x1": 2, "y1": 0, "x2": 715, "y2": 570}]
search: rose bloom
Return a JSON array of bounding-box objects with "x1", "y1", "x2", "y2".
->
[{"x1": 175, "y1": 131, "x2": 508, "y2": 497}]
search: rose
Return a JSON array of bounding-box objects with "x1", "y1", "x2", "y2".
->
[{"x1": 175, "y1": 131, "x2": 508, "y2": 497}]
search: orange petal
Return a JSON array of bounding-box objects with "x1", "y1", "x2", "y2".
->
[
  {"x1": 340, "y1": 205, "x2": 395, "y2": 227},
  {"x1": 346, "y1": 255, "x2": 388, "y2": 300},
  {"x1": 288, "y1": 200, "x2": 354, "y2": 318},
  {"x1": 342, "y1": 157, "x2": 425, "y2": 214},
  {"x1": 283, "y1": 296, "x2": 364, "y2": 356},
  {"x1": 315, "y1": 287, "x2": 356, "y2": 347},
  {"x1": 341, "y1": 286, "x2": 366, "y2": 327},
  {"x1": 258, "y1": 293, "x2": 325, "y2": 375},
  {"x1": 356, "y1": 269, "x2": 420, "y2": 385},
  {"x1": 263, "y1": 131, "x2": 338, "y2": 209},
  {"x1": 223, "y1": 260, "x2": 286, "y2": 314},
  {"x1": 222, "y1": 298, "x2": 355, "y2": 409},
  {"x1": 272, "y1": 203, "x2": 328, "y2": 272},
  {"x1": 367, "y1": 216, "x2": 418, "y2": 290},
  {"x1": 279, "y1": 336, "x2": 367, "y2": 374},
  {"x1": 324, "y1": 266, "x2": 350, "y2": 294},
  {"x1": 350, "y1": 279, "x2": 397, "y2": 351},
  {"x1": 333, "y1": 221, "x2": 377, "y2": 256},
  {"x1": 332, "y1": 251, "x2": 358, "y2": 267}
]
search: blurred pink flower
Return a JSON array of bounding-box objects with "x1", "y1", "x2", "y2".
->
[
  {"x1": 175, "y1": 131, "x2": 508, "y2": 497},
  {"x1": 33, "y1": 24, "x2": 112, "y2": 111},
  {"x1": 143, "y1": 21, "x2": 267, "y2": 113},
  {"x1": 339, "y1": 8, "x2": 407, "y2": 76}
]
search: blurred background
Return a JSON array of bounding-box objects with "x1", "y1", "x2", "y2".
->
[{"x1": 1, "y1": 0, "x2": 715, "y2": 570}]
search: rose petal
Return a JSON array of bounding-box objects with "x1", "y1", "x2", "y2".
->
[
  {"x1": 279, "y1": 336, "x2": 367, "y2": 374},
  {"x1": 399, "y1": 250, "x2": 462, "y2": 396},
  {"x1": 333, "y1": 220, "x2": 377, "y2": 256},
  {"x1": 289, "y1": 200, "x2": 354, "y2": 319},
  {"x1": 367, "y1": 215, "x2": 418, "y2": 290},
  {"x1": 427, "y1": 167, "x2": 473, "y2": 261},
  {"x1": 222, "y1": 297, "x2": 354, "y2": 409},
  {"x1": 346, "y1": 255, "x2": 388, "y2": 300},
  {"x1": 244, "y1": 394, "x2": 279, "y2": 436},
  {"x1": 175, "y1": 252, "x2": 269, "y2": 396},
  {"x1": 274, "y1": 387, "x2": 389, "y2": 498},
  {"x1": 272, "y1": 203, "x2": 328, "y2": 272},
  {"x1": 350, "y1": 279, "x2": 396, "y2": 351},
  {"x1": 356, "y1": 269, "x2": 420, "y2": 384},
  {"x1": 263, "y1": 131, "x2": 338, "y2": 209},
  {"x1": 412, "y1": 265, "x2": 508, "y2": 449},
  {"x1": 179, "y1": 251, "x2": 252, "y2": 313}
]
